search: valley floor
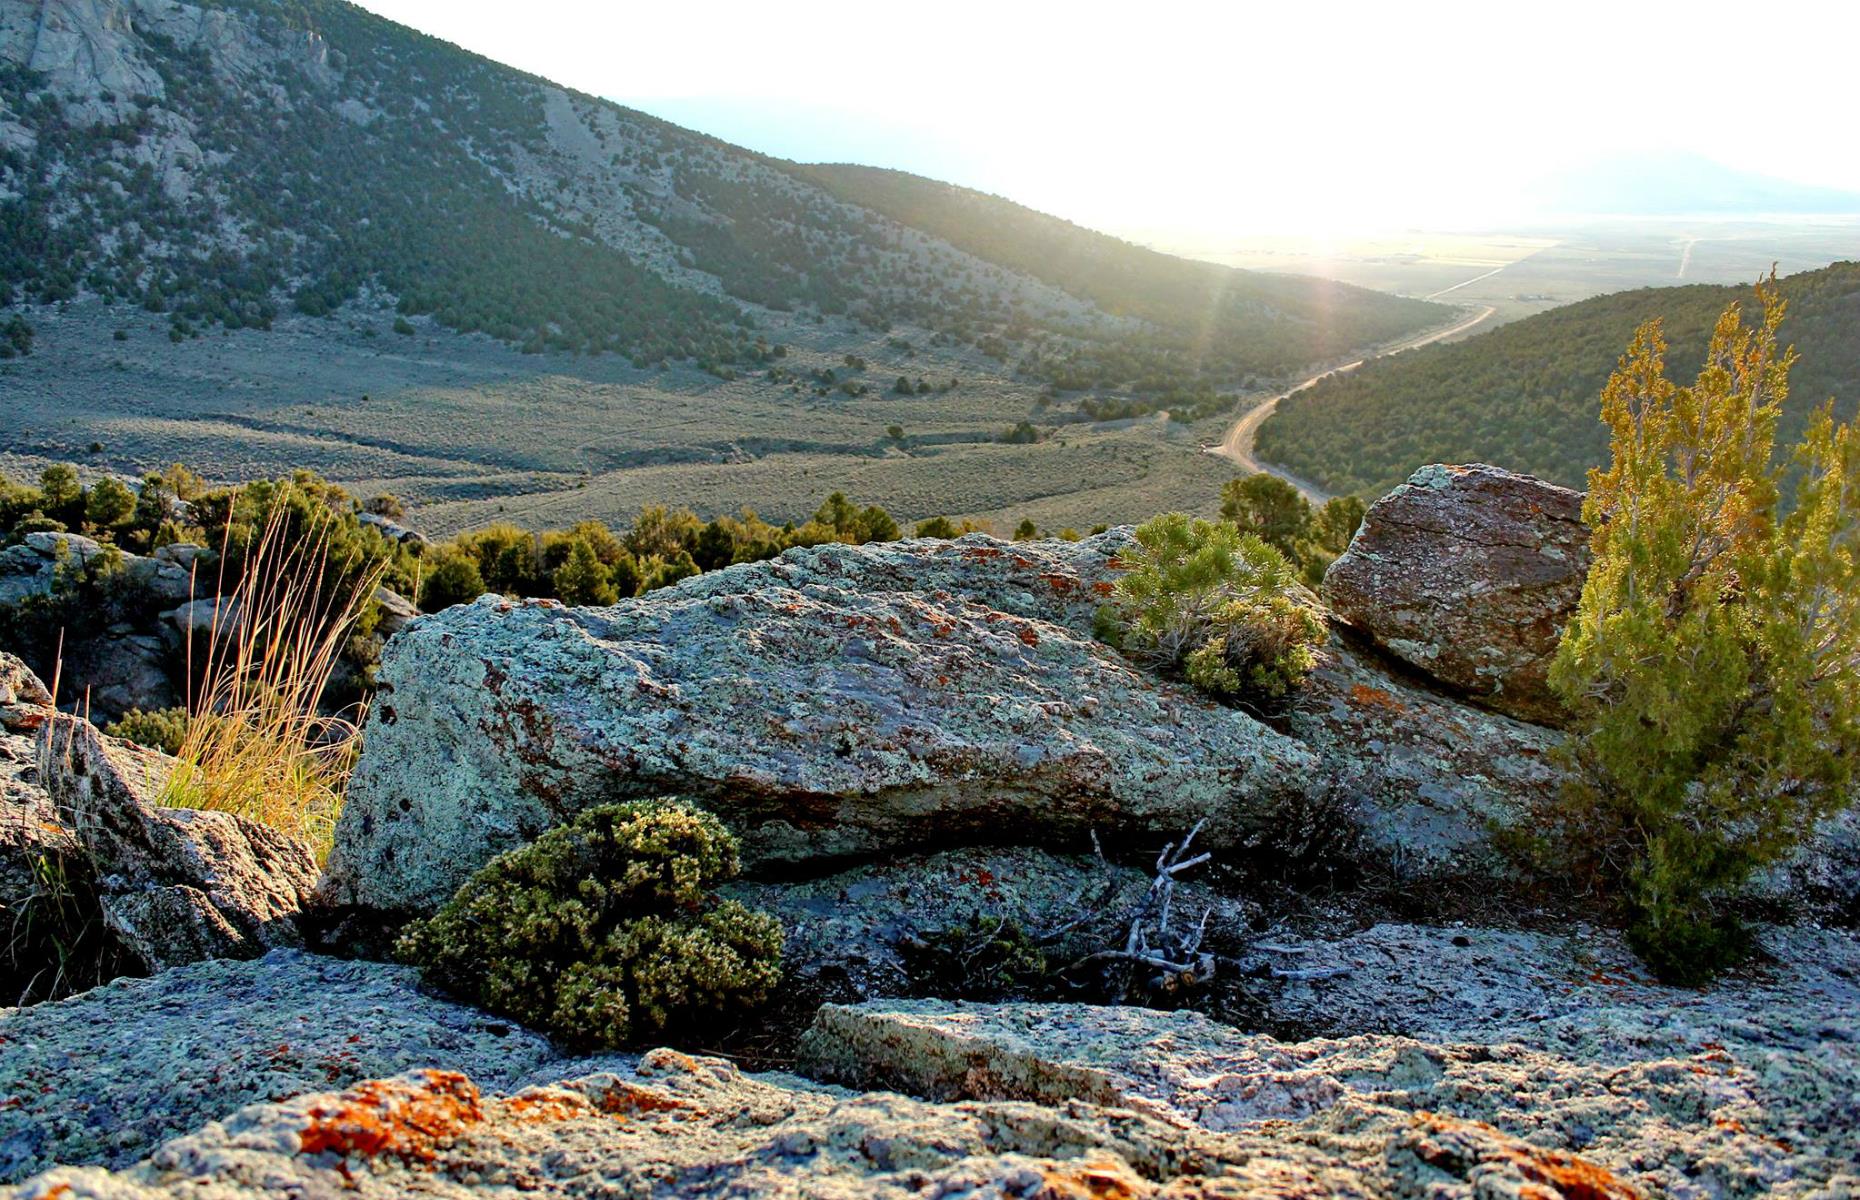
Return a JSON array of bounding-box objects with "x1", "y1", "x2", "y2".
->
[{"x1": 1, "y1": 301, "x2": 1244, "y2": 536}]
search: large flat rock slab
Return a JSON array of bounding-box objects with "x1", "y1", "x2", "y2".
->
[
  {"x1": 14, "y1": 1048, "x2": 1636, "y2": 1200},
  {"x1": 0, "y1": 950, "x2": 556, "y2": 1184},
  {"x1": 796, "y1": 924, "x2": 1860, "y2": 1198},
  {"x1": 325, "y1": 535, "x2": 1317, "y2": 914}
]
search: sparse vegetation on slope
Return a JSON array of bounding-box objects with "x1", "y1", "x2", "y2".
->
[
  {"x1": 0, "y1": 0, "x2": 1442, "y2": 402},
  {"x1": 1257, "y1": 261, "x2": 1860, "y2": 497},
  {"x1": 792, "y1": 163, "x2": 1452, "y2": 392}
]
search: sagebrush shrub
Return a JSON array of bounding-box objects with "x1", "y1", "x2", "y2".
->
[
  {"x1": 1096, "y1": 513, "x2": 1324, "y2": 712},
  {"x1": 397, "y1": 800, "x2": 783, "y2": 1048}
]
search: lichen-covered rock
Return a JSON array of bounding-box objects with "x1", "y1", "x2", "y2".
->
[
  {"x1": 15, "y1": 1050, "x2": 1650, "y2": 1200},
  {"x1": 0, "y1": 730, "x2": 79, "y2": 939},
  {"x1": 798, "y1": 923, "x2": 1860, "y2": 1197},
  {"x1": 1323, "y1": 464, "x2": 1589, "y2": 725},
  {"x1": 1289, "y1": 633, "x2": 1560, "y2": 874},
  {"x1": 0, "y1": 653, "x2": 53, "y2": 733},
  {"x1": 325, "y1": 534, "x2": 1319, "y2": 914},
  {"x1": 0, "y1": 950, "x2": 556, "y2": 1183},
  {"x1": 35, "y1": 716, "x2": 317, "y2": 971}
]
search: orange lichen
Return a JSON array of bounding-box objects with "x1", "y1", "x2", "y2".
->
[
  {"x1": 1409, "y1": 1113, "x2": 1643, "y2": 1200},
  {"x1": 1349, "y1": 683, "x2": 1406, "y2": 713},
  {"x1": 298, "y1": 1071, "x2": 484, "y2": 1165},
  {"x1": 1034, "y1": 1153, "x2": 1152, "y2": 1199},
  {"x1": 586, "y1": 1079, "x2": 701, "y2": 1117},
  {"x1": 1018, "y1": 626, "x2": 1041, "y2": 647}
]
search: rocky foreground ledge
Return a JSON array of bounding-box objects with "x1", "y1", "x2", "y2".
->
[{"x1": 6, "y1": 922, "x2": 1856, "y2": 1198}]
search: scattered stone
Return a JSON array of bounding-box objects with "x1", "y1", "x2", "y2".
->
[
  {"x1": 371, "y1": 586, "x2": 420, "y2": 640},
  {"x1": 1323, "y1": 463, "x2": 1590, "y2": 725},
  {"x1": 0, "y1": 950, "x2": 556, "y2": 1183},
  {"x1": 35, "y1": 716, "x2": 317, "y2": 972},
  {"x1": 325, "y1": 534, "x2": 1317, "y2": 914},
  {"x1": 162, "y1": 596, "x2": 236, "y2": 640}
]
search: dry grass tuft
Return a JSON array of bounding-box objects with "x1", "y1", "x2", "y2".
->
[{"x1": 161, "y1": 501, "x2": 384, "y2": 861}]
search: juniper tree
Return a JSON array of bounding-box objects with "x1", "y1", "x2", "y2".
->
[{"x1": 1549, "y1": 278, "x2": 1860, "y2": 982}]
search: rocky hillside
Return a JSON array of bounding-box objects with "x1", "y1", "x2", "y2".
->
[
  {"x1": 1256, "y1": 260, "x2": 1860, "y2": 497},
  {"x1": 0, "y1": 0, "x2": 1445, "y2": 385}
]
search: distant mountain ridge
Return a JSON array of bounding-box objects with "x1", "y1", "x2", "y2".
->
[
  {"x1": 1540, "y1": 152, "x2": 1860, "y2": 217},
  {"x1": 1255, "y1": 260, "x2": 1860, "y2": 497},
  {"x1": 0, "y1": 0, "x2": 1445, "y2": 390}
]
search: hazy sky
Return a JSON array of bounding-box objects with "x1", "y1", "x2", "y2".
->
[{"x1": 350, "y1": 0, "x2": 1860, "y2": 237}]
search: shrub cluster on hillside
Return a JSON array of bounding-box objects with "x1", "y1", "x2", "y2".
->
[
  {"x1": 397, "y1": 799, "x2": 782, "y2": 1048},
  {"x1": 1257, "y1": 262, "x2": 1860, "y2": 497},
  {"x1": 1219, "y1": 474, "x2": 1364, "y2": 586}
]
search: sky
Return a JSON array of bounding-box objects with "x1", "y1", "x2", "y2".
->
[{"x1": 350, "y1": 0, "x2": 1860, "y2": 239}]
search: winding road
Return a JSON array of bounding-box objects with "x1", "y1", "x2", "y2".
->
[{"x1": 1204, "y1": 302, "x2": 1497, "y2": 502}]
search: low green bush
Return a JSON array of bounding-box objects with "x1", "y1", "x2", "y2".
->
[
  {"x1": 1096, "y1": 513, "x2": 1324, "y2": 713},
  {"x1": 396, "y1": 800, "x2": 783, "y2": 1048},
  {"x1": 104, "y1": 707, "x2": 190, "y2": 756}
]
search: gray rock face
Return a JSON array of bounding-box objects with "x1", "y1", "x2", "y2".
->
[
  {"x1": 325, "y1": 535, "x2": 1318, "y2": 913},
  {"x1": 0, "y1": 730, "x2": 79, "y2": 949},
  {"x1": 58, "y1": 633, "x2": 177, "y2": 721},
  {"x1": 1289, "y1": 631, "x2": 1560, "y2": 874},
  {"x1": 1324, "y1": 464, "x2": 1590, "y2": 725},
  {"x1": 0, "y1": 950, "x2": 557, "y2": 1183},
  {"x1": 799, "y1": 923, "x2": 1860, "y2": 1198},
  {"x1": 0, "y1": 535, "x2": 196, "y2": 720},
  {"x1": 35, "y1": 716, "x2": 317, "y2": 971},
  {"x1": 725, "y1": 845, "x2": 1254, "y2": 1002}
]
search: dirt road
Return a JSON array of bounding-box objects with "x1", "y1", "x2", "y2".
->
[{"x1": 1205, "y1": 303, "x2": 1497, "y2": 502}]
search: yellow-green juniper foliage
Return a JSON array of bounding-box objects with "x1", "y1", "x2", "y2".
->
[
  {"x1": 397, "y1": 800, "x2": 783, "y2": 1048},
  {"x1": 1549, "y1": 278, "x2": 1860, "y2": 983}
]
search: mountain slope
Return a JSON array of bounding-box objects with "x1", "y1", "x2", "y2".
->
[
  {"x1": 0, "y1": 0, "x2": 1446, "y2": 389},
  {"x1": 1255, "y1": 261, "x2": 1860, "y2": 497},
  {"x1": 790, "y1": 163, "x2": 1446, "y2": 384}
]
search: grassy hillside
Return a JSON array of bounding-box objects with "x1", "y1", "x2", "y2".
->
[
  {"x1": 1255, "y1": 261, "x2": 1860, "y2": 497},
  {"x1": 0, "y1": 0, "x2": 1445, "y2": 398}
]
